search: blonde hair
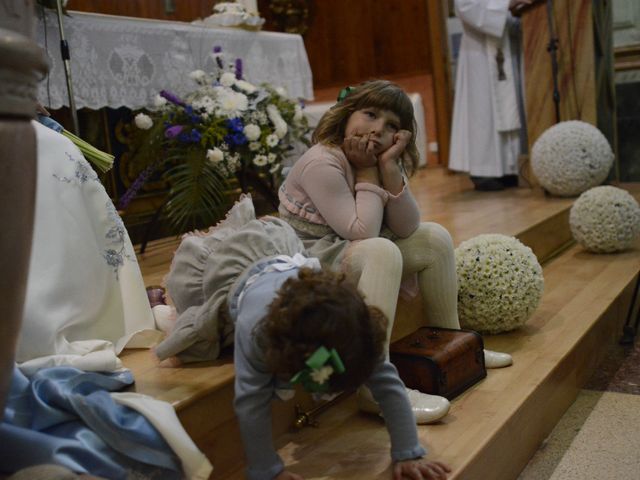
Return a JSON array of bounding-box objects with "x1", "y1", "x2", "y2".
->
[{"x1": 312, "y1": 80, "x2": 419, "y2": 175}]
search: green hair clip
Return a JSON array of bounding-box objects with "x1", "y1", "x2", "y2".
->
[
  {"x1": 336, "y1": 86, "x2": 355, "y2": 103},
  {"x1": 290, "y1": 346, "x2": 346, "y2": 393}
]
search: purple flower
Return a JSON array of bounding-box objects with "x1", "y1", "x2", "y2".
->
[
  {"x1": 160, "y1": 90, "x2": 186, "y2": 107},
  {"x1": 226, "y1": 117, "x2": 244, "y2": 133},
  {"x1": 184, "y1": 105, "x2": 202, "y2": 123},
  {"x1": 224, "y1": 131, "x2": 247, "y2": 147},
  {"x1": 213, "y1": 45, "x2": 224, "y2": 69},
  {"x1": 235, "y1": 58, "x2": 243, "y2": 80},
  {"x1": 118, "y1": 164, "x2": 155, "y2": 210},
  {"x1": 165, "y1": 125, "x2": 185, "y2": 138},
  {"x1": 190, "y1": 129, "x2": 202, "y2": 142}
]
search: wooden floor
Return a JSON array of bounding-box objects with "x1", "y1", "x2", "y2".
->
[{"x1": 130, "y1": 168, "x2": 640, "y2": 480}]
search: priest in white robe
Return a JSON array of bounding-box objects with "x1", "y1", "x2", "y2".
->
[{"x1": 448, "y1": 0, "x2": 533, "y2": 190}]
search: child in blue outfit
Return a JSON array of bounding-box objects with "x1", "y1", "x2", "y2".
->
[{"x1": 154, "y1": 196, "x2": 451, "y2": 479}]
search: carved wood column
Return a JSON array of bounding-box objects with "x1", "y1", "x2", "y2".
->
[
  {"x1": 0, "y1": 0, "x2": 48, "y2": 410},
  {"x1": 522, "y1": 0, "x2": 598, "y2": 148}
]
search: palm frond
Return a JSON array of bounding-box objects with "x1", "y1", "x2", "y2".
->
[{"x1": 164, "y1": 148, "x2": 231, "y2": 232}]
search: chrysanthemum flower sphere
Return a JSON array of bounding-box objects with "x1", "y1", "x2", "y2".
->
[
  {"x1": 456, "y1": 234, "x2": 544, "y2": 334},
  {"x1": 531, "y1": 121, "x2": 614, "y2": 197},
  {"x1": 569, "y1": 186, "x2": 640, "y2": 253}
]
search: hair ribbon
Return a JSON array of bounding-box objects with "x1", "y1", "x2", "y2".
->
[
  {"x1": 336, "y1": 86, "x2": 355, "y2": 102},
  {"x1": 290, "y1": 346, "x2": 345, "y2": 393}
]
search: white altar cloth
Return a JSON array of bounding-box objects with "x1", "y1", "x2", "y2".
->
[
  {"x1": 36, "y1": 10, "x2": 314, "y2": 110},
  {"x1": 303, "y1": 93, "x2": 428, "y2": 166}
]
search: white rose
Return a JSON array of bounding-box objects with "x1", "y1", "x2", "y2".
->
[
  {"x1": 244, "y1": 124, "x2": 261, "y2": 141},
  {"x1": 206, "y1": 148, "x2": 224, "y2": 163},
  {"x1": 134, "y1": 113, "x2": 153, "y2": 130},
  {"x1": 220, "y1": 72, "x2": 236, "y2": 87}
]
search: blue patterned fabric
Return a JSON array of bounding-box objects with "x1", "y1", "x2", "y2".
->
[
  {"x1": 0, "y1": 367, "x2": 182, "y2": 479},
  {"x1": 37, "y1": 114, "x2": 64, "y2": 133}
]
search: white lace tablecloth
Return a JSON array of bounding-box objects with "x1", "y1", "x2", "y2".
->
[{"x1": 36, "y1": 10, "x2": 314, "y2": 110}]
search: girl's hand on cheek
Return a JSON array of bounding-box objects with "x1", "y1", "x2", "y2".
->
[
  {"x1": 379, "y1": 130, "x2": 412, "y2": 167},
  {"x1": 343, "y1": 134, "x2": 378, "y2": 169}
]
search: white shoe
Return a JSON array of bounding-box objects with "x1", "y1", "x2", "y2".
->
[
  {"x1": 484, "y1": 349, "x2": 513, "y2": 368},
  {"x1": 405, "y1": 388, "x2": 450, "y2": 424},
  {"x1": 357, "y1": 386, "x2": 450, "y2": 424}
]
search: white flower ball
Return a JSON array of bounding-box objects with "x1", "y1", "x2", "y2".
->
[
  {"x1": 456, "y1": 234, "x2": 544, "y2": 334},
  {"x1": 134, "y1": 113, "x2": 153, "y2": 130},
  {"x1": 569, "y1": 186, "x2": 640, "y2": 253},
  {"x1": 531, "y1": 121, "x2": 614, "y2": 197}
]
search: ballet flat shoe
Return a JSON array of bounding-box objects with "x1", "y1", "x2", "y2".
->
[
  {"x1": 406, "y1": 388, "x2": 450, "y2": 424},
  {"x1": 484, "y1": 349, "x2": 513, "y2": 368},
  {"x1": 357, "y1": 386, "x2": 450, "y2": 424}
]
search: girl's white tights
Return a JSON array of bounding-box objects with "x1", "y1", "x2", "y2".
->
[{"x1": 345, "y1": 222, "x2": 460, "y2": 344}]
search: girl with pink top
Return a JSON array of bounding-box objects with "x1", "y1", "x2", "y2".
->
[{"x1": 278, "y1": 80, "x2": 513, "y2": 424}]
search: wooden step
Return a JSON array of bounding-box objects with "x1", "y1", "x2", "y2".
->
[{"x1": 129, "y1": 169, "x2": 640, "y2": 479}]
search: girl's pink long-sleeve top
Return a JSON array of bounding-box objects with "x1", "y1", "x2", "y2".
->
[{"x1": 279, "y1": 143, "x2": 420, "y2": 240}]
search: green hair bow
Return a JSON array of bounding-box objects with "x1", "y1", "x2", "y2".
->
[
  {"x1": 290, "y1": 346, "x2": 346, "y2": 393},
  {"x1": 336, "y1": 86, "x2": 355, "y2": 102}
]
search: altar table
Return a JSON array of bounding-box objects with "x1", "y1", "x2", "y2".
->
[{"x1": 35, "y1": 10, "x2": 314, "y2": 111}]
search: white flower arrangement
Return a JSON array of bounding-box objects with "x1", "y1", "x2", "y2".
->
[
  {"x1": 199, "y1": 1, "x2": 266, "y2": 29},
  {"x1": 531, "y1": 121, "x2": 614, "y2": 197},
  {"x1": 569, "y1": 186, "x2": 640, "y2": 253},
  {"x1": 125, "y1": 46, "x2": 310, "y2": 232},
  {"x1": 456, "y1": 234, "x2": 544, "y2": 334}
]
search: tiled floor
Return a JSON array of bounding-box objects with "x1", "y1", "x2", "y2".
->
[{"x1": 518, "y1": 318, "x2": 640, "y2": 479}]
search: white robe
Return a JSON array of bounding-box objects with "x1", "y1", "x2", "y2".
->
[
  {"x1": 449, "y1": 0, "x2": 523, "y2": 177},
  {"x1": 17, "y1": 122, "x2": 164, "y2": 374}
]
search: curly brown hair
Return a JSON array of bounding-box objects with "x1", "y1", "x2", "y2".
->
[
  {"x1": 257, "y1": 268, "x2": 388, "y2": 392},
  {"x1": 312, "y1": 79, "x2": 419, "y2": 176}
]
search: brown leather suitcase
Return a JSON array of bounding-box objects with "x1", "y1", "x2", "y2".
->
[{"x1": 390, "y1": 327, "x2": 487, "y2": 400}]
